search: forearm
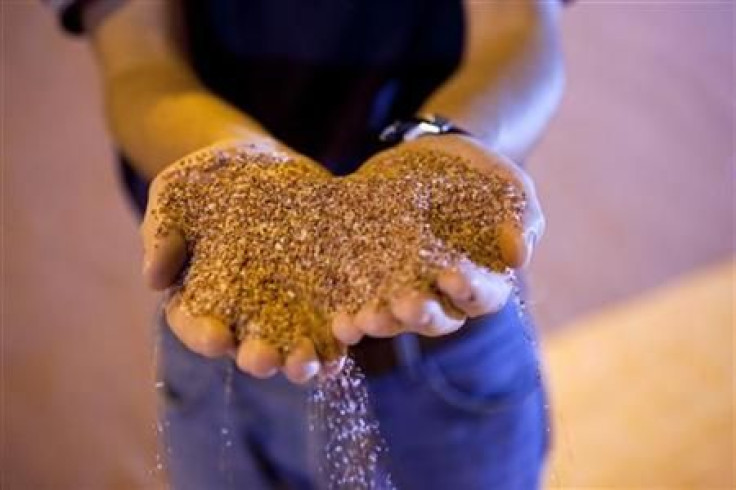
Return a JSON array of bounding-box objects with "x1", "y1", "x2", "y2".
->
[
  {"x1": 88, "y1": 0, "x2": 277, "y2": 180},
  {"x1": 421, "y1": 0, "x2": 565, "y2": 162},
  {"x1": 101, "y1": 61, "x2": 273, "y2": 179}
]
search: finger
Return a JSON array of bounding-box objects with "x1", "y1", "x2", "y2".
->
[
  {"x1": 390, "y1": 291, "x2": 465, "y2": 337},
  {"x1": 498, "y1": 222, "x2": 529, "y2": 269},
  {"x1": 165, "y1": 294, "x2": 233, "y2": 358},
  {"x1": 283, "y1": 338, "x2": 321, "y2": 384},
  {"x1": 508, "y1": 167, "x2": 545, "y2": 268},
  {"x1": 141, "y1": 176, "x2": 187, "y2": 290},
  {"x1": 437, "y1": 265, "x2": 511, "y2": 317},
  {"x1": 435, "y1": 267, "x2": 473, "y2": 305},
  {"x1": 142, "y1": 227, "x2": 187, "y2": 290},
  {"x1": 236, "y1": 337, "x2": 281, "y2": 378},
  {"x1": 353, "y1": 303, "x2": 403, "y2": 338},
  {"x1": 476, "y1": 152, "x2": 543, "y2": 269},
  {"x1": 332, "y1": 311, "x2": 363, "y2": 346}
]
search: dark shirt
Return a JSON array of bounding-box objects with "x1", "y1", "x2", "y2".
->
[{"x1": 181, "y1": 1, "x2": 464, "y2": 173}]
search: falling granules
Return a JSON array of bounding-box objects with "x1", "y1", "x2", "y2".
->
[
  {"x1": 154, "y1": 143, "x2": 526, "y2": 488},
  {"x1": 308, "y1": 357, "x2": 394, "y2": 489},
  {"x1": 155, "y1": 143, "x2": 525, "y2": 359}
]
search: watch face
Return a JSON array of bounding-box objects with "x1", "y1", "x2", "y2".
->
[
  {"x1": 404, "y1": 121, "x2": 443, "y2": 141},
  {"x1": 379, "y1": 115, "x2": 464, "y2": 144},
  {"x1": 423, "y1": 114, "x2": 452, "y2": 128}
]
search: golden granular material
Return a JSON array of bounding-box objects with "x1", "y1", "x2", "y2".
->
[{"x1": 154, "y1": 144, "x2": 526, "y2": 359}]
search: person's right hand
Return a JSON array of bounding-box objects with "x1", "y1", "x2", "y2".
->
[
  {"x1": 330, "y1": 135, "x2": 544, "y2": 346},
  {"x1": 140, "y1": 140, "x2": 341, "y2": 384}
]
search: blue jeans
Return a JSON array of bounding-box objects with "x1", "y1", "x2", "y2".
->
[{"x1": 159, "y1": 299, "x2": 549, "y2": 490}]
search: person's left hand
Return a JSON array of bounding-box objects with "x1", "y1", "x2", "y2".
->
[
  {"x1": 331, "y1": 134, "x2": 545, "y2": 346},
  {"x1": 141, "y1": 140, "x2": 342, "y2": 384}
]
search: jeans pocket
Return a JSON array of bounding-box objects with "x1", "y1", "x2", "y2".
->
[{"x1": 419, "y1": 301, "x2": 542, "y2": 415}]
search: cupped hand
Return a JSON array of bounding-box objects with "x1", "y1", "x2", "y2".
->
[
  {"x1": 331, "y1": 134, "x2": 545, "y2": 345},
  {"x1": 141, "y1": 140, "x2": 340, "y2": 384}
]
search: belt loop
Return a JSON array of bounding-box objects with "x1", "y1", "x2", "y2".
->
[{"x1": 392, "y1": 333, "x2": 423, "y2": 379}]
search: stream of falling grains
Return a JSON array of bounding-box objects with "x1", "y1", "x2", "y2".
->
[
  {"x1": 219, "y1": 362, "x2": 236, "y2": 488},
  {"x1": 309, "y1": 358, "x2": 394, "y2": 489},
  {"x1": 151, "y1": 318, "x2": 171, "y2": 484},
  {"x1": 154, "y1": 143, "x2": 527, "y2": 488}
]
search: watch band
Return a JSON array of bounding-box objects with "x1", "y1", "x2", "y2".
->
[{"x1": 378, "y1": 114, "x2": 471, "y2": 145}]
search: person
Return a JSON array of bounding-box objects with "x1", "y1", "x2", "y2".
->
[{"x1": 50, "y1": 0, "x2": 565, "y2": 488}]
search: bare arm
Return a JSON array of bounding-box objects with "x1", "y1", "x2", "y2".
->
[
  {"x1": 86, "y1": 0, "x2": 281, "y2": 180},
  {"x1": 420, "y1": 0, "x2": 565, "y2": 162}
]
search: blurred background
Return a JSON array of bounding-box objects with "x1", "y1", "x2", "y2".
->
[{"x1": 2, "y1": 1, "x2": 733, "y2": 488}]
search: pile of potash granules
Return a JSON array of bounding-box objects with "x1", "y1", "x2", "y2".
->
[{"x1": 153, "y1": 143, "x2": 526, "y2": 489}]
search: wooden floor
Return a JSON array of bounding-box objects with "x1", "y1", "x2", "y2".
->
[{"x1": 2, "y1": 2, "x2": 734, "y2": 489}]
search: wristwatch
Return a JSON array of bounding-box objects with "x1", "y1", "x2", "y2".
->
[{"x1": 378, "y1": 114, "x2": 471, "y2": 145}]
